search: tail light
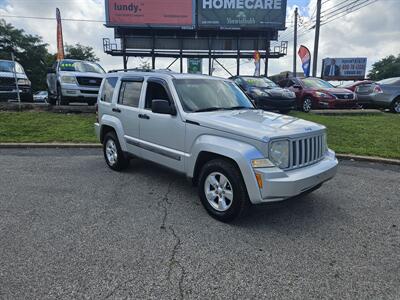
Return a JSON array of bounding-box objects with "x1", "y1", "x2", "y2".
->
[
  {"x1": 373, "y1": 85, "x2": 383, "y2": 94},
  {"x1": 95, "y1": 103, "x2": 99, "y2": 122}
]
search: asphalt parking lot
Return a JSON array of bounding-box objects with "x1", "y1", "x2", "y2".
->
[{"x1": 0, "y1": 149, "x2": 399, "y2": 299}]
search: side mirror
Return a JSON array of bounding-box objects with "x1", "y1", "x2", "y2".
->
[
  {"x1": 47, "y1": 68, "x2": 55, "y2": 74},
  {"x1": 293, "y1": 85, "x2": 302, "y2": 90},
  {"x1": 152, "y1": 99, "x2": 176, "y2": 115}
]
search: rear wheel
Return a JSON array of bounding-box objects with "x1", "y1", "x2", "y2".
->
[
  {"x1": 198, "y1": 159, "x2": 250, "y2": 222},
  {"x1": 390, "y1": 97, "x2": 400, "y2": 113},
  {"x1": 301, "y1": 97, "x2": 312, "y2": 112},
  {"x1": 103, "y1": 131, "x2": 129, "y2": 171}
]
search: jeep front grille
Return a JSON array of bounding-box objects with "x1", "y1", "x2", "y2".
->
[{"x1": 289, "y1": 134, "x2": 325, "y2": 170}]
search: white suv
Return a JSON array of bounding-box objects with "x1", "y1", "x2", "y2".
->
[{"x1": 95, "y1": 70, "x2": 338, "y2": 221}]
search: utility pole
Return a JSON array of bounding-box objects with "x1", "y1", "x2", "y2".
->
[
  {"x1": 293, "y1": 7, "x2": 298, "y2": 77},
  {"x1": 312, "y1": 0, "x2": 322, "y2": 77}
]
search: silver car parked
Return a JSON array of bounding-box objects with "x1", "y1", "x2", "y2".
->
[{"x1": 355, "y1": 77, "x2": 400, "y2": 113}]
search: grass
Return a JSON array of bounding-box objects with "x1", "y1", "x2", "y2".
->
[
  {"x1": 0, "y1": 111, "x2": 97, "y2": 143},
  {"x1": 0, "y1": 111, "x2": 399, "y2": 159},
  {"x1": 290, "y1": 112, "x2": 400, "y2": 159}
]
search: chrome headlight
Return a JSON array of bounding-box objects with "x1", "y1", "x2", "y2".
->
[
  {"x1": 269, "y1": 140, "x2": 290, "y2": 169},
  {"x1": 61, "y1": 76, "x2": 77, "y2": 84},
  {"x1": 17, "y1": 78, "x2": 31, "y2": 86}
]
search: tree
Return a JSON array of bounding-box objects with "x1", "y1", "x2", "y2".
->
[
  {"x1": 0, "y1": 19, "x2": 53, "y2": 91},
  {"x1": 64, "y1": 43, "x2": 99, "y2": 62},
  {"x1": 368, "y1": 54, "x2": 400, "y2": 81}
]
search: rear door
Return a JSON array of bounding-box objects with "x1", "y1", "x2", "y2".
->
[
  {"x1": 138, "y1": 78, "x2": 185, "y2": 172},
  {"x1": 115, "y1": 77, "x2": 144, "y2": 155}
]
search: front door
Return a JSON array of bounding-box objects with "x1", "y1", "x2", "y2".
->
[{"x1": 138, "y1": 79, "x2": 185, "y2": 172}]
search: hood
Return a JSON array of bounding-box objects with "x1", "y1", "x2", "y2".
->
[
  {"x1": 59, "y1": 71, "x2": 104, "y2": 78},
  {"x1": 319, "y1": 87, "x2": 354, "y2": 94},
  {"x1": 250, "y1": 86, "x2": 295, "y2": 99},
  {"x1": 0, "y1": 71, "x2": 27, "y2": 80},
  {"x1": 187, "y1": 110, "x2": 325, "y2": 141}
]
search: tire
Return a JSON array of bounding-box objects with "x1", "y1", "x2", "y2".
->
[
  {"x1": 301, "y1": 98, "x2": 312, "y2": 112},
  {"x1": 198, "y1": 159, "x2": 250, "y2": 222},
  {"x1": 87, "y1": 99, "x2": 97, "y2": 106},
  {"x1": 390, "y1": 97, "x2": 400, "y2": 114},
  {"x1": 57, "y1": 85, "x2": 68, "y2": 106},
  {"x1": 103, "y1": 131, "x2": 129, "y2": 171}
]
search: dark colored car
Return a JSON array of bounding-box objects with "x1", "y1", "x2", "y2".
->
[
  {"x1": 278, "y1": 77, "x2": 358, "y2": 112},
  {"x1": 355, "y1": 77, "x2": 400, "y2": 113},
  {"x1": 230, "y1": 76, "x2": 296, "y2": 113},
  {"x1": 339, "y1": 80, "x2": 374, "y2": 92},
  {"x1": 0, "y1": 60, "x2": 33, "y2": 102}
]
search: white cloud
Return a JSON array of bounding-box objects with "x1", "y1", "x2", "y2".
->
[{"x1": 1, "y1": 0, "x2": 399, "y2": 78}]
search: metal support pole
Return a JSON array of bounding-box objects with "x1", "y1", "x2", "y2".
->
[
  {"x1": 236, "y1": 38, "x2": 240, "y2": 76},
  {"x1": 265, "y1": 40, "x2": 270, "y2": 76},
  {"x1": 11, "y1": 52, "x2": 21, "y2": 105},
  {"x1": 122, "y1": 34, "x2": 127, "y2": 70},
  {"x1": 180, "y1": 39, "x2": 183, "y2": 73},
  {"x1": 293, "y1": 7, "x2": 298, "y2": 77},
  {"x1": 312, "y1": 0, "x2": 322, "y2": 77},
  {"x1": 208, "y1": 37, "x2": 212, "y2": 76},
  {"x1": 151, "y1": 35, "x2": 155, "y2": 69}
]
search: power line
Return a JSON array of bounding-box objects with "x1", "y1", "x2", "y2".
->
[
  {"x1": 0, "y1": 14, "x2": 104, "y2": 23},
  {"x1": 321, "y1": 0, "x2": 378, "y2": 25}
]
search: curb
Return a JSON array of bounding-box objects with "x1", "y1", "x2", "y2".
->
[
  {"x1": 0, "y1": 143, "x2": 101, "y2": 149},
  {"x1": 1, "y1": 143, "x2": 399, "y2": 166},
  {"x1": 336, "y1": 154, "x2": 400, "y2": 166}
]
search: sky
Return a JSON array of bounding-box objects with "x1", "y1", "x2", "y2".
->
[{"x1": 0, "y1": 0, "x2": 399, "y2": 78}]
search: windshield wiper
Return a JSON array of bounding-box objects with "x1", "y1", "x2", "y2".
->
[
  {"x1": 224, "y1": 106, "x2": 255, "y2": 110},
  {"x1": 194, "y1": 107, "x2": 225, "y2": 112}
]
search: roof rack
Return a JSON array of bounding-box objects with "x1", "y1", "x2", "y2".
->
[{"x1": 108, "y1": 68, "x2": 175, "y2": 74}]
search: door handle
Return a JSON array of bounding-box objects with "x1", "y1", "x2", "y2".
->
[
  {"x1": 112, "y1": 108, "x2": 121, "y2": 113},
  {"x1": 138, "y1": 114, "x2": 150, "y2": 120}
]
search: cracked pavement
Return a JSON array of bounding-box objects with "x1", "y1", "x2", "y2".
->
[{"x1": 0, "y1": 148, "x2": 399, "y2": 299}]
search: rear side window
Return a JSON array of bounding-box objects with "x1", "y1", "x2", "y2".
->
[
  {"x1": 118, "y1": 81, "x2": 143, "y2": 108},
  {"x1": 100, "y1": 77, "x2": 118, "y2": 103}
]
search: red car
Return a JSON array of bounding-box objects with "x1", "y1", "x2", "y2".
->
[
  {"x1": 339, "y1": 80, "x2": 374, "y2": 92},
  {"x1": 278, "y1": 77, "x2": 358, "y2": 112}
]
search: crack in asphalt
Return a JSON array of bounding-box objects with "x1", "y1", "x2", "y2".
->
[{"x1": 159, "y1": 179, "x2": 187, "y2": 300}]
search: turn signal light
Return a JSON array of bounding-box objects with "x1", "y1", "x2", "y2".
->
[{"x1": 255, "y1": 173, "x2": 263, "y2": 189}]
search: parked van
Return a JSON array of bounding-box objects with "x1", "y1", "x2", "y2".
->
[
  {"x1": 47, "y1": 59, "x2": 105, "y2": 105},
  {"x1": 0, "y1": 59, "x2": 33, "y2": 102}
]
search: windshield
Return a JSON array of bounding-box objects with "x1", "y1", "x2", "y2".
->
[
  {"x1": 0, "y1": 61, "x2": 25, "y2": 74},
  {"x1": 243, "y1": 77, "x2": 277, "y2": 88},
  {"x1": 302, "y1": 78, "x2": 334, "y2": 89},
  {"x1": 59, "y1": 60, "x2": 105, "y2": 74},
  {"x1": 377, "y1": 78, "x2": 400, "y2": 85},
  {"x1": 174, "y1": 79, "x2": 254, "y2": 113}
]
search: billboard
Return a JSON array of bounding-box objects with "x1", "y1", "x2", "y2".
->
[
  {"x1": 106, "y1": 0, "x2": 195, "y2": 27},
  {"x1": 197, "y1": 0, "x2": 287, "y2": 29},
  {"x1": 188, "y1": 58, "x2": 203, "y2": 74},
  {"x1": 322, "y1": 57, "x2": 367, "y2": 80}
]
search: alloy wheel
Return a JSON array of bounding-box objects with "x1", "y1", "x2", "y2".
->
[
  {"x1": 204, "y1": 172, "x2": 234, "y2": 212},
  {"x1": 105, "y1": 139, "x2": 118, "y2": 166}
]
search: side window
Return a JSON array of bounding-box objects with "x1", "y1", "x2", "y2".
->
[
  {"x1": 118, "y1": 81, "x2": 143, "y2": 108},
  {"x1": 145, "y1": 81, "x2": 171, "y2": 109},
  {"x1": 100, "y1": 77, "x2": 118, "y2": 103}
]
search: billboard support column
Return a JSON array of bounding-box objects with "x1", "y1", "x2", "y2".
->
[
  {"x1": 151, "y1": 35, "x2": 156, "y2": 69},
  {"x1": 180, "y1": 39, "x2": 183, "y2": 73},
  {"x1": 122, "y1": 34, "x2": 127, "y2": 70},
  {"x1": 265, "y1": 40, "x2": 270, "y2": 76},
  {"x1": 236, "y1": 38, "x2": 240, "y2": 76},
  {"x1": 208, "y1": 37, "x2": 212, "y2": 76}
]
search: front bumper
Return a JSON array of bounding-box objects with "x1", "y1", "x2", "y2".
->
[
  {"x1": 94, "y1": 122, "x2": 100, "y2": 141},
  {"x1": 318, "y1": 99, "x2": 358, "y2": 109},
  {"x1": 0, "y1": 86, "x2": 32, "y2": 102},
  {"x1": 60, "y1": 83, "x2": 99, "y2": 99},
  {"x1": 249, "y1": 150, "x2": 338, "y2": 204}
]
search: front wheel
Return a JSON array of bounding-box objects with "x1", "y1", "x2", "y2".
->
[
  {"x1": 103, "y1": 131, "x2": 129, "y2": 171},
  {"x1": 198, "y1": 159, "x2": 250, "y2": 222},
  {"x1": 390, "y1": 97, "x2": 400, "y2": 113},
  {"x1": 57, "y1": 85, "x2": 68, "y2": 106},
  {"x1": 301, "y1": 98, "x2": 312, "y2": 112}
]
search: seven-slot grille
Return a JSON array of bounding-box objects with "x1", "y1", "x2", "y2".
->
[
  {"x1": 288, "y1": 134, "x2": 325, "y2": 170},
  {"x1": 76, "y1": 77, "x2": 102, "y2": 87}
]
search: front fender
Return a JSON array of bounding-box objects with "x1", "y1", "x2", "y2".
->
[
  {"x1": 187, "y1": 135, "x2": 265, "y2": 203},
  {"x1": 100, "y1": 115, "x2": 127, "y2": 152}
]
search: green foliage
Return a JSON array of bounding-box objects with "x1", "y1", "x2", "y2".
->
[
  {"x1": 65, "y1": 43, "x2": 99, "y2": 62},
  {"x1": 0, "y1": 19, "x2": 53, "y2": 91},
  {"x1": 368, "y1": 54, "x2": 400, "y2": 81}
]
